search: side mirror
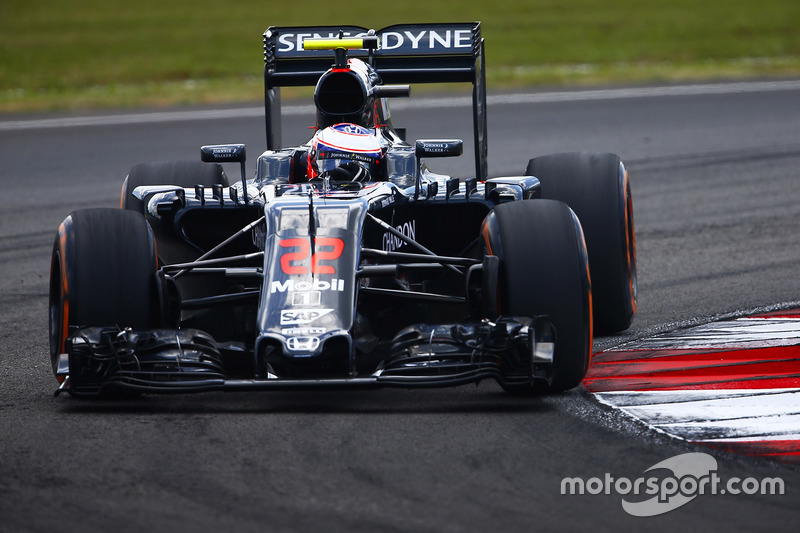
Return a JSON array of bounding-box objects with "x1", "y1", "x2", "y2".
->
[
  {"x1": 201, "y1": 144, "x2": 246, "y2": 164},
  {"x1": 200, "y1": 144, "x2": 248, "y2": 203},
  {"x1": 414, "y1": 140, "x2": 463, "y2": 200},
  {"x1": 415, "y1": 139, "x2": 463, "y2": 159}
]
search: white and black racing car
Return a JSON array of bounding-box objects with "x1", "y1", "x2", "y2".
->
[{"x1": 48, "y1": 22, "x2": 637, "y2": 397}]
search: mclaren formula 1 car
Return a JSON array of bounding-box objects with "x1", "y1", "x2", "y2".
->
[{"x1": 48, "y1": 22, "x2": 637, "y2": 398}]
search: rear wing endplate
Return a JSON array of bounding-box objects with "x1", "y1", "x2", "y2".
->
[{"x1": 263, "y1": 23, "x2": 487, "y2": 180}]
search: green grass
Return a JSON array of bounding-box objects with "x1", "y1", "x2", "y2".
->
[{"x1": 2, "y1": 0, "x2": 799, "y2": 112}]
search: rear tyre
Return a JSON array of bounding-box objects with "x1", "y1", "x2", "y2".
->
[
  {"x1": 526, "y1": 152, "x2": 636, "y2": 334},
  {"x1": 121, "y1": 160, "x2": 228, "y2": 213},
  {"x1": 49, "y1": 208, "x2": 159, "y2": 393},
  {"x1": 482, "y1": 200, "x2": 592, "y2": 393}
]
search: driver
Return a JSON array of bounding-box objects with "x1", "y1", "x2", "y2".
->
[{"x1": 307, "y1": 123, "x2": 384, "y2": 182}]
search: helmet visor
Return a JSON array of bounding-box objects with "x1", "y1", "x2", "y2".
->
[{"x1": 314, "y1": 152, "x2": 376, "y2": 176}]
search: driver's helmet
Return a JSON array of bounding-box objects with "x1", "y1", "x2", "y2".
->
[{"x1": 307, "y1": 123, "x2": 383, "y2": 181}]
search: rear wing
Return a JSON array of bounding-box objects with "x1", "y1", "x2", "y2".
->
[{"x1": 263, "y1": 22, "x2": 487, "y2": 180}]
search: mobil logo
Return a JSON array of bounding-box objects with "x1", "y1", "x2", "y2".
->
[{"x1": 271, "y1": 278, "x2": 346, "y2": 293}]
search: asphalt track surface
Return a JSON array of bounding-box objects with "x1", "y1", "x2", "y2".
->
[{"x1": 1, "y1": 81, "x2": 799, "y2": 531}]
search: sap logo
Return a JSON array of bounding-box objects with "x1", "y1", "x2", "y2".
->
[
  {"x1": 382, "y1": 220, "x2": 416, "y2": 251},
  {"x1": 280, "y1": 309, "x2": 333, "y2": 325},
  {"x1": 271, "y1": 279, "x2": 346, "y2": 293}
]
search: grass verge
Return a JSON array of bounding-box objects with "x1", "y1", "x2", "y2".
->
[{"x1": 2, "y1": 0, "x2": 799, "y2": 113}]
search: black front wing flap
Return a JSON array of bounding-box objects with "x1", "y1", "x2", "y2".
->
[{"x1": 57, "y1": 318, "x2": 555, "y2": 397}]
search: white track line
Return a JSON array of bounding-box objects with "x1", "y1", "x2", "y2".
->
[{"x1": 3, "y1": 80, "x2": 800, "y2": 131}]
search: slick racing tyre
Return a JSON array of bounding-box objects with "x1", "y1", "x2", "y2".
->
[
  {"x1": 526, "y1": 152, "x2": 637, "y2": 333},
  {"x1": 49, "y1": 208, "x2": 159, "y2": 394},
  {"x1": 120, "y1": 160, "x2": 228, "y2": 214},
  {"x1": 482, "y1": 199, "x2": 592, "y2": 393}
]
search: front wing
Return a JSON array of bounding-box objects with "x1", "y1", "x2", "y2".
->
[{"x1": 56, "y1": 318, "x2": 555, "y2": 396}]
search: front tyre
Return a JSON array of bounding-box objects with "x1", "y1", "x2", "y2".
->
[
  {"x1": 49, "y1": 208, "x2": 159, "y2": 394},
  {"x1": 482, "y1": 199, "x2": 592, "y2": 393}
]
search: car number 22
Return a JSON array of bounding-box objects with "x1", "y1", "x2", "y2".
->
[{"x1": 278, "y1": 237, "x2": 345, "y2": 275}]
